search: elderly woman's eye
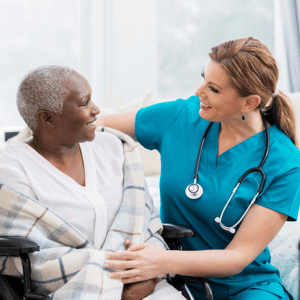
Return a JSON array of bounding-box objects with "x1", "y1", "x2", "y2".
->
[{"x1": 82, "y1": 100, "x2": 89, "y2": 106}]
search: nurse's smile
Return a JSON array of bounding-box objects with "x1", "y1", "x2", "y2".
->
[{"x1": 200, "y1": 102, "x2": 212, "y2": 110}]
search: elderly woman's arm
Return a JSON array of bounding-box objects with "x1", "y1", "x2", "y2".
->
[{"x1": 96, "y1": 111, "x2": 137, "y2": 140}]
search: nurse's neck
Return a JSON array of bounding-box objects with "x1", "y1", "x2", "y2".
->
[{"x1": 218, "y1": 110, "x2": 267, "y2": 156}]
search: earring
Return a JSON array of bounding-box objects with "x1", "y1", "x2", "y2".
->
[{"x1": 242, "y1": 113, "x2": 245, "y2": 121}]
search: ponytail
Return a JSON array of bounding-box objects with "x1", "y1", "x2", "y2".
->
[
  {"x1": 208, "y1": 37, "x2": 298, "y2": 147},
  {"x1": 264, "y1": 91, "x2": 298, "y2": 147}
]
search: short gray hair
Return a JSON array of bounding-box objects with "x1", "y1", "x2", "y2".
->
[{"x1": 17, "y1": 65, "x2": 75, "y2": 131}]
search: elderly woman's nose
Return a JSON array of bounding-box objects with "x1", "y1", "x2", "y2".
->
[{"x1": 91, "y1": 101, "x2": 100, "y2": 115}]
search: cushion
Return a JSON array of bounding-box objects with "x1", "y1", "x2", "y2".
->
[
  {"x1": 100, "y1": 89, "x2": 161, "y2": 176},
  {"x1": 268, "y1": 218, "x2": 299, "y2": 299}
]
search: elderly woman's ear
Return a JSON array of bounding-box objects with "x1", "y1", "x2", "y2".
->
[{"x1": 37, "y1": 110, "x2": 55, "y2": 129}]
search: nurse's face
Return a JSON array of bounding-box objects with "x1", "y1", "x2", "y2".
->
[{"x1": 195, "y1": 59, "x2": 244, "y2": 123}]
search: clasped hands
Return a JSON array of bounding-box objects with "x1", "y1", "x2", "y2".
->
[{"x1": 105, "y1": 240, "x2": 167, "y2": 300}]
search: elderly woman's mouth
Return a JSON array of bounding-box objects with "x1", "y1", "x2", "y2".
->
[{"x1": 87, "y1": 119, "x2": 97, "y2": 126}]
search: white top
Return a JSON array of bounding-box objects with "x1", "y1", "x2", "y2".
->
[{"x1": 0, "y1": 132, "x2": 124, "y2": 249}]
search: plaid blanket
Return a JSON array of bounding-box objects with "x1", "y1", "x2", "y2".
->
[{"x1": 0, "y1": 127, "x2": 166, "y2": 299}]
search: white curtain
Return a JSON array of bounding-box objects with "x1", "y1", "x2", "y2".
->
[{"x1": 281, "y1": 0, "x2": 300, "y2": 92}]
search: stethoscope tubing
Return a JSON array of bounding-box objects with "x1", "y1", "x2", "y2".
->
[
  {"x1": 193, "y1": 122, "x2": 213, "y2": 182},
  {"x1": 191, "y1": 110, "x2": 270, "y2": 234}
]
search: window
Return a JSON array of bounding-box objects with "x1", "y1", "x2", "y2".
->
[
  {"x1": 0, "y1": 0, "x2": 78, "y2": 131},
  {"x1": 0, "y1": 0, "x2": 277, "y2": 137},
  {"x1": 157, "y1": 0, "x2": 275, "y2": 100}
]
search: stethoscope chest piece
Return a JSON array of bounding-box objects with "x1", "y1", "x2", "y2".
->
[{"x1": 185, "y1": 183, "x2": 203, "y2": 199}]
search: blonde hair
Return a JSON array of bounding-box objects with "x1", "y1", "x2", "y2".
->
[{"x1": 209, "y1": 37, "x2": 298, "y2": 147}]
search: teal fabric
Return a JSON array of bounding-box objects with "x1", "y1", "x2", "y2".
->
[{"x1": 135, "y1": 96, "x2": 300, "y2": 299}]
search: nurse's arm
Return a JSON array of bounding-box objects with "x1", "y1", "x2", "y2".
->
[
  {"x1": 168, "y1": 204, "x2": 287, "y2": 278},
  {"x1": 105, "y1": 203, "x2": 288, "y2": 281},
  {"x1": 96, "y1": 111, "x2": 137, "y2": 140},
  {"x1": 171, "y1": 204, "x2": 287, "y2": 277}
]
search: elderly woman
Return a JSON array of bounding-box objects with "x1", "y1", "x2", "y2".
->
[
  {"x1": 0, "y1": 66, "x2": 186, "y2": 300},
  {"x1": 99, "y1": 37, "x2": 300, "y2": 300}
]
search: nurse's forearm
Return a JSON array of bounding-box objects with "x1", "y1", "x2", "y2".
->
[
  {"x1": 96, "y1": 111, "x2": 137, "y2": 140},
  {"x1": 164, "y1": 249, "x2": 245, "y2": 278}
]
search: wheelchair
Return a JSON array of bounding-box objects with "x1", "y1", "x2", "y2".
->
[{"x1": 0, "y1": 224, "x2": 213, "y2": 300}]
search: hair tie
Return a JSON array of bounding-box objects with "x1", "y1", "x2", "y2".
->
[{"x1": 272, "y1": 88, "x2": 279, "y2": 98}]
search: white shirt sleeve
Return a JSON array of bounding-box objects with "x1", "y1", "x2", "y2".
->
[{"x1": 0, "y1": 164, "x2": 38, "y2": 200}]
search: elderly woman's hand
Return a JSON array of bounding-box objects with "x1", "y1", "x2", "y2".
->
[{"x1": 121, "y1": 279, "x2": 157, "y2": 300}]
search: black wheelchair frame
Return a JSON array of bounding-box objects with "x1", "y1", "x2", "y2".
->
[{"x1": 0, "y1": 224, "x2": 213, "y2": 300}]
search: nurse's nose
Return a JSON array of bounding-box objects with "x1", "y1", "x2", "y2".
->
[{"x1": 195, "y1": 80, "x2": 206, "y2": 97}]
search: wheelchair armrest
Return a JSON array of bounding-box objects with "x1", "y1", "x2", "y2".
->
[
  {"x1": 170, "y1": 275, "x2": 213, "y2": 300},
  {"x1": 162, "y1": 224, "x2": 195, "y2": 239},
  {"x1": 0, "y1": 236, "x2": 39, "y2": 256}
]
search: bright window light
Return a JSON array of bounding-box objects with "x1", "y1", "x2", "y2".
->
[
  {"x1": 0, "y1": 0, "x2": 78, "y2": 129},
  {"x1": 157, "y1": 0, "x2": 274, "y2": 100}
]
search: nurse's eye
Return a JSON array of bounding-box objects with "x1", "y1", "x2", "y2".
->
[
  {"x1": 201, "y1": 72, "x2": 205, "y2": 78},
  {"x1": 209, "y1": 86, "x2": 219, "y2": 93}
]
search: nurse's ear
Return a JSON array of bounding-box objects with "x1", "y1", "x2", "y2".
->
[{"x1": 242, "y1": 95, "x2": 261, "y2": 113}]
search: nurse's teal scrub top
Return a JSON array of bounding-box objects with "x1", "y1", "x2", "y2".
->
[{"x1": 135, "y1": 96, "x2": 300, "y2": 299}]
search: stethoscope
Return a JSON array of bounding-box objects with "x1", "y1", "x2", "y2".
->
[{"x1": 185, "y1": 110, "x2": 270, "y2": 234}]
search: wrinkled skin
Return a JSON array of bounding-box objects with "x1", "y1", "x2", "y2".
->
[
  {"x1": 121, "y1": 240, "x2": 157, "y2": 300},
  {"x1": 121, "y1": 279, "x2": 157, "y2": 300}
]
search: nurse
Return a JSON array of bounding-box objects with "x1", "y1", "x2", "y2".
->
[{"x1": 100, "y1": 37, "x2": 300, "y2": 299}]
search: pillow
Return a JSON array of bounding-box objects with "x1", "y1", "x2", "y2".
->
[
  {"x1": 100, "y1": 89, "x2": 162, "y2": 176},
  {"x1": 268, "y1": 218, "x2": 299, "y2": 299},
  {"x1": 0, "y1": 126, "x2": 31, "y2": 152}
]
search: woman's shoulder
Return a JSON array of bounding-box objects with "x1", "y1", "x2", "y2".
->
[
  {"x1": 270, "y1": 125, "x2": 300, "y2": 156},
  {"x1": 0, "y1": 142, "x2": 33, "y2": 189},
  {"x1": 87, "y1": 130, "x2": 124, "y2": 156},
  {"x1": 153, "y1": 95, "x2": 199, "y2": 111},
  {"x1": 268, "y1": 125, "x2": 300, "y2": 170},
  {"x1": 0, "y1": 141, "x2": 29, "y2": 163},
  {"x1": 136, "y1": 95, "x2": 201, "y2": 131}
]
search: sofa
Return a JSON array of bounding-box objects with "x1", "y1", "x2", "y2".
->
[{"x1": 1, "y1": 89, "x2": 300, "y2": 298}]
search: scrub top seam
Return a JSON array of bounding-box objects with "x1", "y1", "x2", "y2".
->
[
  {"x1": 256, "y1": 151, "x2": 300, "y2": 221},
  {"x1": 159, "y1": 99, "x2": 197, "y2": 150},
  {"x1": 273, "y1": 135, "x2": 300, "y2": 154},
  {"x1": 270, "y1": 151, "x2": 300, "y2": 180}
]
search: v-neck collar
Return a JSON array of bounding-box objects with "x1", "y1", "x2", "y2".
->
[
  {"x1": 203, "y1": 122, "x2": 274, "y2": 172},
  {"x1": 19, "y1": 141, "x2": 95, "y2": 193}
]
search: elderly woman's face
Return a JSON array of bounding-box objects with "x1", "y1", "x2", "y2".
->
[
  {"x1": 53, "y1": 71, "x2": 100, "y2": 144},
  {"x1": 195, "y1": 59, "x2": 244, "y2": 123}
]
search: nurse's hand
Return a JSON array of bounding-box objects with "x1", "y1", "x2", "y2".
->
[{"x1": 106, "y1": 242, "x2": 168, "y2": 284}]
